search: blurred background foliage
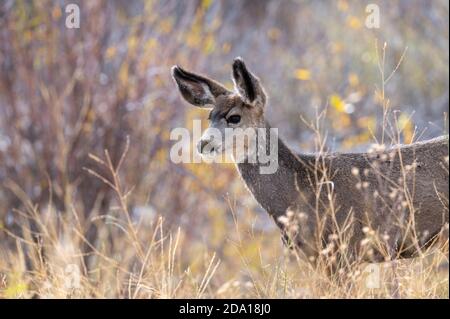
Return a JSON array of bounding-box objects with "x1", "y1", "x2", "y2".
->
[{"x1": 0, "y1": 0, "x2": 448, "y2": 297}]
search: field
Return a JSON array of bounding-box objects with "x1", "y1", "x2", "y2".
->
[{"x1": 0, "y1": 0, "x2": 448, "y2": 298}]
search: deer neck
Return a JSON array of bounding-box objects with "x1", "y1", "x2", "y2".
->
[{"x1": 236, "y1": 122, "x2": 307, "y2": 220}]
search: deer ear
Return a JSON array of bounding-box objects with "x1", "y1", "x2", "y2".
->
[
  {"x1": 232, "y1": 57, "x2": 266, "y2": 108},
  {"x1": 171, "y1": 66, "x2": 229, "y2": 108}
]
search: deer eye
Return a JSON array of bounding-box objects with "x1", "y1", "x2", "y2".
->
[{"x1": 227, "y1": 115, "x2": 241, "y2": 124}]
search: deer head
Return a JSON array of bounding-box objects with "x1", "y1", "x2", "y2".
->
[{"x1": 171, "y1": 57, "x2": 267, "y2": 160}]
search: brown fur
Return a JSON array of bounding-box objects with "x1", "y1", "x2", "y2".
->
[{"x1": 172, "y1": 58, "x2": 449, "y2": 263}]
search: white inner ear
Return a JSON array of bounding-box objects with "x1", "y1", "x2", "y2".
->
[
  {"x1": 232, "y1": 79, "x2": 264, "y2": 108},
  {"x1": 232, "y1": 77, "x2": 256, "y2": 106},
  {"x1": 200, "y1": 83, "x2": 216, "y2": 108},
  {"x1": 232, "y1": 78, "x2": 245, "y2": 99}
]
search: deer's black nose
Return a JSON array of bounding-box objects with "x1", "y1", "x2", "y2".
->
[{"x1": 198, "y1": 139, "x2": 215, "y2": 154}]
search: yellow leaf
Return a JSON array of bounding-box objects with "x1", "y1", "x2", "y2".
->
[
  {"x1": 5, "y1": 281, "x2": 28, "y2": 298},
  {"x1": 52, "y1": 6, "x2": 62, "y2": 20},
  {"x1": 342, "y1": 132, "x2": 371, "y2": 150},
  {"x1": 203, "y1": 34, "x2": 215, "y2": 55},
  {"x1": 340, "y1": 114, "x2": 351, "y2": 128},
  {"x1": 186, "y1": 28, "x2": 201, "y2": 48},
  {"x1": 332, "y1": 113, "x2": 351, "y2": 129},
  {"x1": 105, "y1": 47, "x2": 117, "y2": 60},
  {"x1": 158, "y1": 18, "x2": 173, "y2": 34},
  {"x1": 144, "y1": 38, "x2": 158, "y2": 52},
  {"x1": 348, "y1": 73, "x2": 359, "y2": 87},
  {"x1": 222, "y1": 42, "x2": 231, "y2": 53},
  {"x1": 337, "y1": 0, "x2": 349, "y2": 12},
  {"x1": 201, "y1": 0, "x2": 213, "y2": 10},
  {"x1": 127, "y1": 36, "x2": 138, "y2": 52},
  {"x1": 268, "y1": 28, "x2": 281, "y2": 40},
  {"x1": 155, "y1": 148, "x2": 167, "y2": 163},
  {"x1": 118, "y1": 63, "x2": 129, "y2": 85},
  {"x1": 347, "y1": 16, "x2": 362, "y2": 29},
  {"x1": 357, "y1": 116, "x2": 377, "y2": 132},
  {"x1": 294, "y1": 69, "x2": 311, "y2": 81},
  {"x1": 330, "y1": 41, "x2": 343, "y2": 54},
  {"x1": 330, "y1": 94, "x2": 345, "y2": 112},
  {"x1": 398, "y1": 114, "x2": 414, "y2": 144}
]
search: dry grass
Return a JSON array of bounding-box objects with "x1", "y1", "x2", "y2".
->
[
  {"x1": 0, "y1": 0, "x2": 448, "y2": 299},
  {"x1": 1, "y1": 102, "x2": 448, "y2": 299},
  {"x1": 0, "y1": 164, "x2": 448, "y2": 298}
]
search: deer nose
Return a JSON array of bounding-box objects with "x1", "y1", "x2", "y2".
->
[{"x1": 198, "y1": 139, "x2": 215, "y2": 154}]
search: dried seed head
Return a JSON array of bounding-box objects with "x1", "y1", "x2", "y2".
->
[
  {"x1": 244, "y1": 281, "x2": 253, "y2": 289},
  {"x1": 277, "y1": 215, "x2": 289, "y2": 225},
  {"x1": 369, "y1": 144, "x2": 386, "y2": 153},
  {"x1": 360, "y1": 238, "x2": 370, "y2": 246},
  {"x1": 328, "y1": 233, "x2": 339, "y2": 241},
  {"x1": 405, "y1": 162, "x2": 417, "y2": 171},
  {"x1": 389, "y1": 189, "x2": 398, "y2": 199}
]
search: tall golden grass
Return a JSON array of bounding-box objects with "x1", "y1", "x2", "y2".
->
[
  {"x1": 0, "y1": 140, "x2": 447, "y2": 298},
  {"x1": 0, "y1": 0, "x2": 448, "y2": 299}
]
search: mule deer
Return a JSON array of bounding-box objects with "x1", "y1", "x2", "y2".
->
[{"x1": 171, "y1": 57, "x2": 449, "y2": 264}]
